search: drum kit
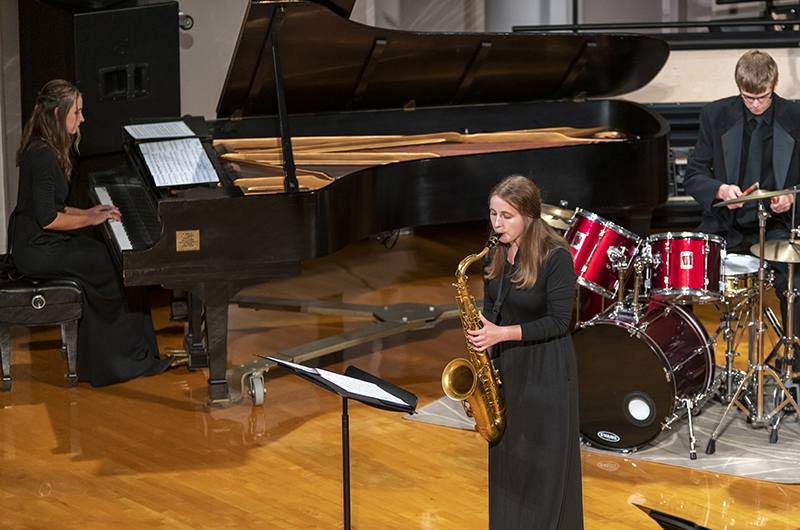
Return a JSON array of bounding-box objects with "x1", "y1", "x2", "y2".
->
[{"x1": 547, "y1": 188, "x2": 800, "y2": 459}]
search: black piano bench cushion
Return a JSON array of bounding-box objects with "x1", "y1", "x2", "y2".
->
[{"x1": 0, "y1": 277, "x2": 83, "y2": 391}]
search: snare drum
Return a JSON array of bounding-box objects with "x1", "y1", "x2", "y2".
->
[
  {"x1": 723, "y1": 254, "x2": 767, "y2": 299},
  {"x1": 565, "y1": 209, "x2": 640, "y2": 299},
  {"x1": 647, "y1": 232, "x2": 725, "y2": 304}
]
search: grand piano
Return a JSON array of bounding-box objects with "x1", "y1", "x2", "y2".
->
[{"x1": 90, "y1": 0, "x2": 670, "y2": 404}]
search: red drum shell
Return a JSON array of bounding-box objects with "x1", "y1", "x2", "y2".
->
[
  {"x1": 648, "y1": 232, "x2": 725, "y2": 304},
  {"x1": 565, "y1": 209, "x2": 640, "y2": 299},
  {"x1": 573, "y1": 300, "x2": 714, "y2": 451}
]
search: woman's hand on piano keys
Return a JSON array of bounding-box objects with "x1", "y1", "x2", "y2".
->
[
  {"x1": 86, "y1": 204, "x2": 122, "y2": 225},
  {"x1": 46, "y1": 205, "x2": 122, "y2": 231}
]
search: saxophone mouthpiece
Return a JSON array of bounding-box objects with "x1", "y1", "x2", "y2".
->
[{"x1": 487, "y1": 234, "x2": 500, "y2": 249}]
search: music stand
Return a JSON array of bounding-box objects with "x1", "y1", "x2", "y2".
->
[
  {"x1": 266, "y1": 357, "x2": 417, "y2": 530},
  {"x1": 634, "y1": 504, "x2": 712, "y2": 530}
]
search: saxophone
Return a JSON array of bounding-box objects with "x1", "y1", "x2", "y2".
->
[{"x1": 441, "y1": 235, "x2": 506, "y2": 442}]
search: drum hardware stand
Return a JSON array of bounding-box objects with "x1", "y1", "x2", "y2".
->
[
  {"x1": 683, "y1": 398, "x2": 698, "y2": 459},
  {"x1": 662, "y1": 392, "x2": 714, "y2": 460},
  {"x1": 763, "y1": 308, "x2": 786, "y2": 367},
  {"x1": 707, "y1": 199, "x2": 800, "y2": 453},
  {"x1": 709, "y1": 293, "x2": 772, "y2": 404},
  {"x1": 768, "y1": 255, "x2": 800, "y2": 442},
  {"x1": 709, "y1": 307, "x2": 741, "y2": 403},
  {"x1": 607, "y1": 245, "x2": 646, "y2": 321}
]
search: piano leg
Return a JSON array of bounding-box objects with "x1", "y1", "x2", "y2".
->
[
  {"x1": 171, "y1": 282, "x2": 238, "y2": 404},
  {"x1": 203, "y1": 283, "x2": 231, "y2": 404},
  {"x1": 184, "y1": 293, "x2": 209, "y2": 369}
]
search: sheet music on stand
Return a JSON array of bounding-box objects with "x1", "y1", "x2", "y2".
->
[
  {"x1": 124, "y1": 121, "x2": 219, "y2": 187},
  {"x1": 264, "y1": 356, "x2": 416, "y2": 530},
  {"x1": 267, "y1": 357, "x2": 410, "y2": 408}
]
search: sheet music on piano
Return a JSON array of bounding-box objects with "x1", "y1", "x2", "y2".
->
[
  {"x1": 124, "y1": 121, "x2": 219, "y2": 188},
  {"x1": 124, "y1": 121, "x2": 196, "y2": 140}
]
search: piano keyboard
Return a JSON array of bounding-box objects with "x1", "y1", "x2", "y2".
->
[{"x1": 94, "y1": 185, "x2": 161, "y2": 252}]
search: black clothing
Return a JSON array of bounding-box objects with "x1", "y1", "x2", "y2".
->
[
  {"x1": 737, "y1": 105, "x2": 774, "y2": 227},
  {"x1": 12, "y1": 140, "x2": 167, "y2": 387},
  {"x1": 684, "y1": 94, "x2": 800, "y2": 249},
  {"x1": 483, "y1": 247, "x2": 583, "y2": 530},
  {"x1": 684, "y1": 94, "x2": 800, "y2": 370}
]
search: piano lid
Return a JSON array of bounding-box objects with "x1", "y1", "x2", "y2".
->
[{"x1": 217, "y1": 0, "x2": 669, "y2": 120}]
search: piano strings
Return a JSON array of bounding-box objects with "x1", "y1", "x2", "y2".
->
[{"x1": 214, "y1": 126, "x2": 628, "y2": 195}]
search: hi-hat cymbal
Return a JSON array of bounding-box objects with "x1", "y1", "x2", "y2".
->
[
  {"x1": 751, "y1": 240, "x2": 800, "y2": 263},
  {"x1": 541, "y1": 203, "x2": 574, "y2": 230},
  {"x1": 715, "y1": 188, "x2": 800, "y2": 207}
]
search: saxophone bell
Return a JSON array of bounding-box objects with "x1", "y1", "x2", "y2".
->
[{"x1": 441, "y1": 357, "x2": 477, "y2": 402}]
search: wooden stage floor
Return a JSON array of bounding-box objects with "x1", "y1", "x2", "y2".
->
[{"x1": 1, "y1": 222, "x2": 799, "y2": 529}]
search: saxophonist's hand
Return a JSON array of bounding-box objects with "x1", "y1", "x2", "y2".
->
[{"x1": 467, "y1": 312, "x2": 521, "y2": 351}]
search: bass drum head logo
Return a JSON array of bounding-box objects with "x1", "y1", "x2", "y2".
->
[{"x1": 597, "y1": 431, "x2": 621, "y2": 443}]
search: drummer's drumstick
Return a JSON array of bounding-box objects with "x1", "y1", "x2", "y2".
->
[{"x1": 742, "y1": 181, "x2": 760, "y2": 196}]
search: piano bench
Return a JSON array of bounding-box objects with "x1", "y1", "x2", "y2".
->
[{"x1": 0, "y1": 278, "x2": 83, "y2": 391}]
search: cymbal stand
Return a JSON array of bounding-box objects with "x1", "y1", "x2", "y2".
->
[
  {"x1": 769, "y1": 203, "x2": 800, "y2": 440},
  {"x1": 770, "y1": 259, "x2": 799, "y2": 442},
  {"x1": 710, "y1": 285, "x2": 784, "y2": 403},
  {"x1": 706, "y1": 200, "x2": 800, "y2": 453}
]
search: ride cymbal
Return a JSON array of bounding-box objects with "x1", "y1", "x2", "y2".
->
[
  {"x1": 751, "y1": 240, "x2": 800, "y2": 263},
  {"x1": 715, "y1": 188, "x2": 800, "y2": 207},
  {"x1": 541, "y1": 203, "x2": 574, "y2": 230}
]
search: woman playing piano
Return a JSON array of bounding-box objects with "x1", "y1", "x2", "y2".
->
[
  {"x1": 467, "y1": 175, "x2": 583, "y2": 529},
  {"x1": 10, "y1": 79, "x2": 172, "y2": 386}
]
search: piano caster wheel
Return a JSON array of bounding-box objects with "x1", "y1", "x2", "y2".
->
[{"x1": 248, "y1": 373, "x2": 266, "y2": 406}]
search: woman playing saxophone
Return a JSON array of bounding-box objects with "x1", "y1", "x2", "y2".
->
[{"x1": 468, "y1": 175, "x2": 583, "y2": 530}]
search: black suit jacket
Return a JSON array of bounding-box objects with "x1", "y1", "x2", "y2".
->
[{"x1": 684, "y1": 94, "x2": 800, "y2": 248}]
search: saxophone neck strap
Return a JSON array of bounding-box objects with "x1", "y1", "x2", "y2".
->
[{"x1": 490, "y1": 274, "x2": 512, "y2": 324}]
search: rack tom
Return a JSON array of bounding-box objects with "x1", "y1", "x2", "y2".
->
[
  {"x1": 565, "y1": 208, "x2": 640, "y2": 299},
  {"x1": 647, "y1": 232, "x2": 725, "y2": 304}
]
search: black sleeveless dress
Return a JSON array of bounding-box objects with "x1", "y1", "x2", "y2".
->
[
  {"x1": 483, "y1": 247, "x2": 584, "y2": 529},
  {"x1": 11, "y1": 140, "x2": 169, "y2": 386}
]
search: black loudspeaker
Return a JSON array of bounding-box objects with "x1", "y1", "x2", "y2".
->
[{"x1": 19, "y1": 0, "x2": 181, "y2": 156}]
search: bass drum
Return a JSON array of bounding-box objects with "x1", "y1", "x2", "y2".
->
[{"x1": 572, "y1": 300, "x2": 714, "y2": 451}]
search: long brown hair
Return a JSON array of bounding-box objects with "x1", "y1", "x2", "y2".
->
[
  {"x1": 16, "y1": 79, "x2": 82, "y2": 179},
  {"x1": 485, "y1": 175, "x2": 569, "y2": 289}
]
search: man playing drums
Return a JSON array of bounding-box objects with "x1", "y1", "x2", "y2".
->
[{"x1": 684, "y1": 49, "x2": 800, "y2": 374}]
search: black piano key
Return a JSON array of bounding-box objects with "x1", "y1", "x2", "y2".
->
[{"x1": 102, "y1": 183, "x2": 161, "y2": 251}]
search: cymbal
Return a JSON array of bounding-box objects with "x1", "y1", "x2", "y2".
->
[
  {"x1": 751, "y1": 240, "x2": 800, "y2": 263},
  {"x1": 715, "y1": 188, "x2": 800, "y2": 207},
  {"x1": 541, "y1": 203, "x2": 574, "y2": 230}
]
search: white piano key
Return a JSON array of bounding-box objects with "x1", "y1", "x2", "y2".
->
[{"x1": 95, "y1": 186, "x2": 133, "y2": 251}]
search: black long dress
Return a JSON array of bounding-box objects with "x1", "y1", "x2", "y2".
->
[
  {"x1": 11, "y1": 140, "x2": 169, "y2": 387},
  {"x1": 483, "y1": 246, "x2": 583, "y2": 530}
]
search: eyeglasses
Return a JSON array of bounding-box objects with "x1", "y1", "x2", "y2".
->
[{"x1": 740, "y1": 90, "x2": 773, "y2": 103}]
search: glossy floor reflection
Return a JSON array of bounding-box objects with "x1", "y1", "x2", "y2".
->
[{"x1": 1, "y1": 222, "x2": 799, "y2": 529}]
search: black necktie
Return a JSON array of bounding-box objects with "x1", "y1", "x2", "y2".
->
[
  {"x1": 743, "y1": 116, "x2": 765, "y2": 189},
  {"x1": 738, "y1": 116, "x2": 765, "y2": 226}
]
